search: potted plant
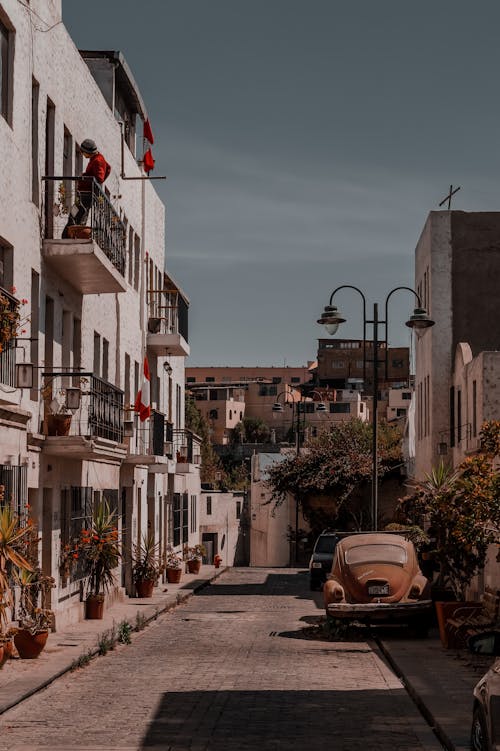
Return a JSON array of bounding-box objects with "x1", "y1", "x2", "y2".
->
[
  {"x1": 0, "y1": 501, "x2": 34, "y2": 652},
  {"x1": 184, "y1": 544, "x2": 207, "y2": 575},
  {"x1": 165, "y1": 547, "x2": 183, "y2": 584},
  {"x1": 79, "y1": 500, "x2": 120, "y2": 619},
  {"x1": 132, "y1": 534, "x2": 161, "y2": 598},
  {"x1": 14, "y1": 567, "x2": 55, "y2": 659},
  {"x1": 42, "y1": 379, "x2": 74, "y2": 436}
]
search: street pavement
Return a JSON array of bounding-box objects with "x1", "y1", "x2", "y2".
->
[{"x1": 0, "y1": 568, "x2": 443, "y2": 751}]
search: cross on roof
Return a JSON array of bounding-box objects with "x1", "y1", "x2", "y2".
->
[{"x1": 439, "y1": 184, "x2": 461, "y2": 210}]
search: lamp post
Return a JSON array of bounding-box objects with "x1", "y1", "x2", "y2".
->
[
  {"x1": 272, "y1": 388, "x2": 326, "y2": 565},
  {"x1": 317, "y1": 285, "x2": 434, "y2": 531}
]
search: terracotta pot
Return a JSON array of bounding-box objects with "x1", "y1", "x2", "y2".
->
[
  {"x1": 135, "y1": 579, "x2": 155, "y2": 598},
  {"x1": 187, "y1": 559, "x2": 201, "y2": 575},
  {"x1": 85, "y1": 595, "x2": 104, "y2": 620},
  {"x1": 0, "y1": 645, "x2": 4, "y2": 665},
  {"x1": 46, "y1": 414, "x2": 72, "y2": 436},
  {"x1": 166, "y1": 567, "x2": 182, "y2": 584},
  {"x1": 67, "y1": 225, "x2": 92, "y2": 240},
  {"x1": 2, "y1": 640, "x2": 13, "y2": 661},
  {"x1": 14, "y1": 629, "x2": 49, "y2": 659}
]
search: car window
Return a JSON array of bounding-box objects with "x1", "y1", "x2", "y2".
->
[
  {"x1": 315, "y1": 536, "x2": 337, "y2": 554},
  {"x1": 344, "y1": 544, "x2": 407, "y2": 566}
]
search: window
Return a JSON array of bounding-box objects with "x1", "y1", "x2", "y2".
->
[
  {"x1": 330, "y1": 403, "x2": 350, "y2": 413},
  {"x1": 457, "y1": 389, "x2": 462, "y2": 444},
  {"x1": 236, "y1": 500, "x2": 242, "y2": 519},
  {"x1": 190, "y1": 495, "x2": 197, "y2": 533},
  {"x1": 396, "y1": 408, "x2": 407, "y2": 417},
  {"x1": 291, "y1": 377, "x2": 300, "y2": 383},
  {"x1": 93, "y1": 332, "x2": 101, "y2": 377},
  {"x1": 449, "y1": 386, "x2": 455, "y2": 448},
  {"x1": 402, "y1": 392, "x2": 411, "y2": 400},
  {"x1": 258, "y1": 385, "x2": 277, "y2": 396},
  {"x1": 102, "y1": 338, "x2": 109, "y2": 382},
  {"x1": 134, "y1": 233, "x2": 140, "y2": 290},
  {"x1": 229, "y1": 409, "x2": 232, "y2": 420},
  {"x1": 272, "y1": 377, "x2": 281, "y2": 384},
  {"x1": 182, "y1": 493, "x2": 188, "y2": 544},
  {"x1": 206, "y1": 496, "x2": 212, "y2": 515},
  {"x1": 173, "y1": 493, "x2": 181, "y2": 546},
  {"x1": 472, "y1": 380, "x2": 477, "y2": 438},
  {"x1": 60, "y1": 486, "x2": 92, "y2": 582},
  {"x1": 392, "y1": 359, "x2": 404, "y2": 369},
  {"x1": 0, "y1": 15, "x2": 13, "y2": 124},
  {"x1": 128, "y1": 226, "x2": 134, "y2": 285},
  {"x1": 31, "y1": 78, "x2": 39, "y2": 204},
  {"x1": 209, "y1": 409, "x2": 218, "y2": 420},
  {"x1": 205, "y1": 377, "x2": 215, "y2": 382},
  {"x1": 187, "y1": 377, "x2": 196, "y2": 383},
  {"x1": 0, "y1": 239, "x2": 13, "y2": 289},
  {"x1": 332, "y1": 361, "x2": 345, "y2": 369}
]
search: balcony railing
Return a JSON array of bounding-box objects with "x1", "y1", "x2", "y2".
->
[
  {"x1": 147, "y1": 289, "x2": 189, "y2": 342},
  {"x1": 43, "y1": 176, "x2": 126, "y2": 278},
  {"x1": 0, "y1": 463, "x2": 27, "y2": 518},
  {"x1": 173, "y1": 429, "x2": 201, "y2": 464},
  {"x1": 0, "y1": 286, "x2": 18, "y2": 387},
  {"x1": 130, "y1": 410, "x2": 174, "y2": 458},
  {"x1": 42, "y1": 372, "x2": 124, "y2": 443}
]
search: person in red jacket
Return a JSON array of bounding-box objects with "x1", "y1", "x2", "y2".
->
[{"x1": 62, "y1": 139, "x2": 111, "y2": 238}]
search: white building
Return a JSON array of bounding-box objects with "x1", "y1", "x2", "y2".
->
[
  {"x1": 199, "y1": 490, "x2": 246, "y2": 566},
  {"x1": 0, "y1": 0, "x2": 200, "y2": 628}
]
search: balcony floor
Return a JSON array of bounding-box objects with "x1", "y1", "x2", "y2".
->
[
  {"x1": 42, "y1": 239, "x2": 127, "y2": 294},
  {"x1": 146, "y1": 332, "x2": 190, "y2": 357}
]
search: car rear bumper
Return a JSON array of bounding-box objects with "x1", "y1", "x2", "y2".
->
[{"x1": 326, "y1": 599, "x2": 432, "y2": 620}]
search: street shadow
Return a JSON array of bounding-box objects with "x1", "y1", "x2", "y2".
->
[
  {"x1": 140, "y1": 689, "x2": 430, "y2": 750},
  {"x1": 196, "y1": 571, "x2": 315, "y2": 600}
]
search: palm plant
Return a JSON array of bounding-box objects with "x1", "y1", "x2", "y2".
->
[
  {"x1": 79, "y1": 500, "x2": 120, "y2": 600},
  {"x1": 0, "y1": 504, "x2": 33, "y2": 632},
  {"x1": 132, "y1": 534, "x2": 161, "y2": 583}
]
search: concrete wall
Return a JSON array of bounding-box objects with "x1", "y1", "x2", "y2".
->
[{"x1": 199, "y1": 490, "x2": 244, "y2": 566}]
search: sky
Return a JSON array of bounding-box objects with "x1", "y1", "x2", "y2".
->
[{"x1": 63, "y1": 1, "x2": 500, "y2": 366}]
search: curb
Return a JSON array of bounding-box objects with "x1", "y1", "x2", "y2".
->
[
  {"x1": 376, "y1": 638, "x2": 455, "y2": 751},
  {"x1": 0, "y1": 567, "x2": 228, "y2": 716}
]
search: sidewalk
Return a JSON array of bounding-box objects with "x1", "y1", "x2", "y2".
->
[
  {"x1": 0, "y1": 565, "x2": 227, "y2": 716},
  {"x1": 379, "y1": 629, "x2": 494, "y2": 751}
]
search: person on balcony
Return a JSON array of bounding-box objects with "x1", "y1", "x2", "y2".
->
[{"x1": 62, "y1": 139, "x2": 111, "y2": 238}]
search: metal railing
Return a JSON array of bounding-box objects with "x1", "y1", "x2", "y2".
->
[
  {"x1": 172, "y1": 429, "x2": 201, "y2": 463},
  {"x1": 147, "y1": 289, "x2": 189, "y2": 342},
  {"x1": 43, "y1": 176, "x2": 126, "y2": 277},
  {"x1": 0, "y1": 464, "x2": 27, "y2": 518},
  {"x1": 42, "y1": 371, "x2": 124, "y2": 443},
  {"x1": 130, "y1": 410, "x2": 173, "y2": 457},
  {"x1": 0, "y1": 286, "x2": 18, "y2": 387}
]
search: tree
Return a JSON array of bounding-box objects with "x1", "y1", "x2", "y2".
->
[
  {"x1": 232, "y1": 417, "x2": 271, "y2": 444},
  {"x1": 266, "y1": 419, "x2": 402, "y2": 533},
  {"x1": 185, "y1": 394, "x2": 222, "y2": 485},
  {"x1": 399, "y1": 421, "x2": 500, "y2": 599}
]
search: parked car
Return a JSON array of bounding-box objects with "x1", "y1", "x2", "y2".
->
[
  {"x1": 470, "y1": 631, "x2": 500, "y2": 751},
  {"x1": 309, "y1": 531, "x2": 340, "y2": 590},
  {"x1": 323, "y1": 532, "x2": 432, "y2": 633}
]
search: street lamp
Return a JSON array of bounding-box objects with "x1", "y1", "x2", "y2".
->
[
  {"x1": 272, "y1": 388, "x2": 327, "y2": 565},
  {"x1": 317, "y1": 284, "x2": 434, "y2": 531}
]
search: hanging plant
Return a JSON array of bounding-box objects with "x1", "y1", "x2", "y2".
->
[{"x1": 0, "y1": 289, "x2": 29, "y2": 354}]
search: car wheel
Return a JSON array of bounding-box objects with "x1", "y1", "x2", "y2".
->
[{"x1": 471, "y1": 705, "x2": 489, "y2": 751}]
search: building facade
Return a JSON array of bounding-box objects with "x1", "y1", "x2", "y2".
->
[{"x1": 0, "y1": 0, "x2": 200, "y2": 628}]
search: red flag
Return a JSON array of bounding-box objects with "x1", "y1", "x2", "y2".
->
[
  {"x1": 143, "y1": 119, "x2": 154, "y2": 144},
  {"x1": 143, "y1": 148, "x2": 155, "y2": 173},
  {"x1": 134, "y1": 357, "x2": 151, "y2": 421}
]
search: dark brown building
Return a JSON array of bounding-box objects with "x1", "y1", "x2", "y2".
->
[{"x1": 316, "y1": 339, "x2": 409, "y2": 391}]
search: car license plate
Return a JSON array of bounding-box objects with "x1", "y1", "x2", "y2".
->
[
  {"x1": 312, "y1": 562, "x2": 322, "y2": 569},
  {"x1": 368, "y1": 584, "x2": 389, "y2": 596}
]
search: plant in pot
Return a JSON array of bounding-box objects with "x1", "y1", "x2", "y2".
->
[
  {"x1": 132, "y1": 534, "x2": 161, "y2": 598},
  {"x1": 13, "y1": 566, "x2": 55, "y2": 659},
  {"x1": 79, "y1": 500, "x2": 120, "y2": 619},
  {"x1": 42, "y1": 379, "x2": 74, "y2": 437},
  {"x1": 0, "y1": 501, "x2": 34, "y2": 656},
  {"x1": 164, "y1": 546, "x2": 183, "y2": 584},
  {"x1": 183, "y1": 544, "x2": 207, "y2": 575}
]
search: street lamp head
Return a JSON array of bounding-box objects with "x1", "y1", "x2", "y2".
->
[
  {"x1": 315, "y1": 402, "x2": 327, "y2": 412},
  {"x1": 317, "y1": 304, "x2": 346, "y2": 336},
  {"x1": 405, "y1": 307, "x2": 435, "y2": 338},
  {"x1": 272, "y1": 402, "x2": 284, "y2": 412}
]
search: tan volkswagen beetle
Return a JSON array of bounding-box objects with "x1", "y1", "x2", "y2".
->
[{"x1": 323, "y1": 533, "x2": 432, "y2": 634}]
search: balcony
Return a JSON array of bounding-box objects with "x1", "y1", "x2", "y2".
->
[
  {"x1": 173, "y1": 429, "x2": 201, "y2": 473},
  {"x1": 125, "y1": 411, "x2": 175, "y2": 472},
  {"x1": 42, "y1": 177, "x2": 127, "y2": 294},
  {"x1": 41, "y1": 371, "x2": 125, "y2": 461},
  {"x1": 0, "y1": 286, "x2": 18, "y2": 387},
  {"x1": 146, "y1": 289, "x2": 190, "y2": 357}
]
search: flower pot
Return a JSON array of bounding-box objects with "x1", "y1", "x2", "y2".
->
[
  {"x1": 14, "y1": 629, "x2": 49, "y2": 659},
  {"x1": 187, "y1": 559, "x2": 201, "y2": 575},
  {"x1": 165, "y1": 567, "x2": 182, "y2": 584},
  {"x1": 46, "y1": 414, "x2": 72, "y2": 436},
  {"x1": 147, "y1": 317, "x2": 161, "y2": 334},
  {"x1": 135, "y1": 579, "x2": 155, "y2": 598},
  {"x1": 2, "y1": 639, "x2": 13, "y2": 662},
  {"x1": 0, "y1": 645, "x2": 4, "y2": 665},
  {"x1": 85, "y1": 594, "x2": 104, "y2": 620},
  {"x1": 67, "y1": 225, "x2": 92, "y2": 240}
]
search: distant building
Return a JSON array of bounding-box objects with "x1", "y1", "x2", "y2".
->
[
  {"x1": 316, "y1": 339, "x2": 409, "y2": 391},
  {"x1": 186, "y1": 365, "x2": 314, "y2": 386}
]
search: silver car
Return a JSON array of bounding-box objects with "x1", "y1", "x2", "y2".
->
[{"x1": 470, "y1": 631, "x2": 500, "y2": 751}]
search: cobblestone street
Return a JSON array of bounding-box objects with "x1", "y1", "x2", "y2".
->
[{"x1": 0, "y1": 569, "x2": 441, "y2": 750}]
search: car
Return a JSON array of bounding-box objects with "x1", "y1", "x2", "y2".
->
[
  {"x1": 470, "y1": 630, "x2": 500, "y2": 751},
  {"x1": 323, "y1": 532, "x2": 432, "y2": 633},
  {"x1": 309, "y1": 531, "x2": 340, "y2": 590}
]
